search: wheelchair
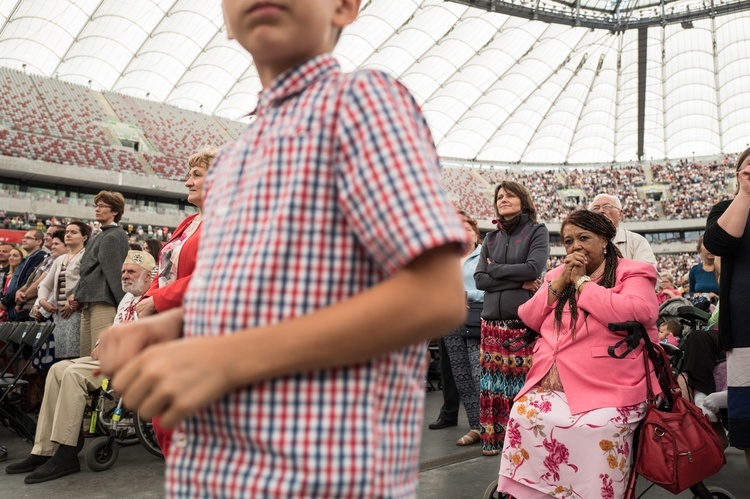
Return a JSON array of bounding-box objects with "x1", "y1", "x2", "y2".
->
[
  {"x1": 480, "y1": 321, "x2": 735, "y2": 499},
  {"x1": 84, "y1": 377, "x2": 164, "y2": 471}
]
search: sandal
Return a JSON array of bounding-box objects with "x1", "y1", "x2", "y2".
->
[
  {"x1": 482, "y1": 448, "x2": 500, "y2": 456},
  {"x1": 0, "y1": 445, "x2": 7, "y2": 462},
  {"x1": 456, "y1": 429, "x2": 481, "y2": 446}
]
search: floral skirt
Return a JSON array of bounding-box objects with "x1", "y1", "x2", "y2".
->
[
  {"x1": 479, "y1": 319, "x2": 532, "y2": 453},
  {"x1": 497, "y1": 388, "x2": 646, "y2": 499}
]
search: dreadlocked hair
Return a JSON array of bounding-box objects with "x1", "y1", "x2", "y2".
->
[{"x1": 554, "y1": 210, "x2": 622, "y2": 333}]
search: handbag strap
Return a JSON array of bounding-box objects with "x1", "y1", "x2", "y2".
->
[
  {"x1": 637, "y1": 324, "x2": 680, "y2": 407},
  {"x1": 641, "y1": 346, "x2": 657, "y2": 405}
]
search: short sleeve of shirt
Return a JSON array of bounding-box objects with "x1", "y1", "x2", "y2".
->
[{"x1": 335, "y1": 71, "x2": 470, "y2": 275}]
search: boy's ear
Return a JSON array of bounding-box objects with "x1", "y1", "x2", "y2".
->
[
  {"x1": 222, "y1": 1, "x2": 235, "y2": 40},
  {"x1": 332, "y1": 0, "x2": 361, "y2": 29}
]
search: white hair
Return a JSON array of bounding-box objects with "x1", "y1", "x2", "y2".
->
[{"x1": 588, "y1": 193, "x2": 622, "y2": 210}]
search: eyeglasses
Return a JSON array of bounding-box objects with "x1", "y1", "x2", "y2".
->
[
  {"x1": 94, "y1": 203, "x2": 112, "y2": 210},
  {"x1": 21, "y1": 236, "x2": 41, "y2": 241},
  {"x1": 590, "y1": 203, "x2": 620, "y2": 213}
]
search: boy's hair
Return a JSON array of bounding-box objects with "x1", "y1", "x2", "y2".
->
[
  {"x1": 95, "y1": 190, "x2": 126, "y2": 224},
  {"x1": 660, "y1": 320, "x2": 681, "y2": 336}
]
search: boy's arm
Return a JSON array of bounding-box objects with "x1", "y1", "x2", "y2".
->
[{"x1": 102, "y1": 244, "x2": 465, "y2": 428}]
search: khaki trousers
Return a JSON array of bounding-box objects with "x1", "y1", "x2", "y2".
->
[
  {"x1": 80, "y1": 302, "x2": 116, "y2": 357},
  {"x1": 32, "y1": 357, "x2": 102, "y2": 456}
]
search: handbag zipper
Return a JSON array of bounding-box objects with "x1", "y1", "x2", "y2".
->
[{"x1": 679, "y1": 451, "x2": 693, "y2": 462}]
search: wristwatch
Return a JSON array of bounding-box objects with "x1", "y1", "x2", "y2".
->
[{"x1": 574, "y1": 275, "x2": 591, "y2": 291}]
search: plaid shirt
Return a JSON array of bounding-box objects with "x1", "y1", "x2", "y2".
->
[{"x1": 170, "y1": 54, "x2": 468, "y2": 498}]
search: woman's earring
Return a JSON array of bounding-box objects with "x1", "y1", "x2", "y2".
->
[{"x1": 604, "y1": 247, "x2": 607, "y2": 254}]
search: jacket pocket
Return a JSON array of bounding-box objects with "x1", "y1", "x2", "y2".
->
[{"x1": 590, "y1": 345, "x2": 640, "y2": 360}]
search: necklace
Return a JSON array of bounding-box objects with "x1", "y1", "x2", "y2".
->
[
  {"x1": 589, "y1": 260, "x2": 606, "y2": 281},
  {"x1": 64, "y1": 247, "x2": 84, "y2": 265}
]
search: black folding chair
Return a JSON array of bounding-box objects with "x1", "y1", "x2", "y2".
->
[
  {"x1": 0, "y1": 322, "x2": 22, "y2": 372},
  {"x1": 0, "y1": 322, "x2": 55, "y2": 402},
  {"x1": 0, "y1": 322, "x2": 55, "y2": 441}
]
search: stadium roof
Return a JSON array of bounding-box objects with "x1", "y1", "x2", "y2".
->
[{"x1": 1, "y1": 0, "x2": 749, "y2": 164}]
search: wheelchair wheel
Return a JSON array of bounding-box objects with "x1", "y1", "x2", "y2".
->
[
  {"x1": 85, "y1": 436, "x2": 119, "y2": 472},
  {"x1": 134, "y1": 411, "x2": 164, "y2": 459},
  {"x1": 692, "y1": 487, "x2": 735, "y2": 499},
  {"x1": 482, "y1": 479, "x2": 508, "y2": 499}
]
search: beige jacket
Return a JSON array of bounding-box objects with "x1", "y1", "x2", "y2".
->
[
  {"x1": 614, "y1": 226, "x2": 657, "y2": 270},
  {"x1": 38, "y1": 251, "x2": 85, "y2": 307}
]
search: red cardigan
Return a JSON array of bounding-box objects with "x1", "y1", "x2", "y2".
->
[{"x1": 144, "y1": 213, "x2": 201, "y2": 312}]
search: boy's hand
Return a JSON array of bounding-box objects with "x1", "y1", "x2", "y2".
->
[
  {"x1": 98, "y1": 308, "x2": 184, "y2": 377},
  {"x1": 111, "y1": 337, "x2": 233, "y2": 429}
]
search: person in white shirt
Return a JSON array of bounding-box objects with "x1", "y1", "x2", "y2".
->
[
  {"x1": 5, "y1": 251, "x2": 155, "y2": 484},
  {"x1": 588, "y1": 193, "x2": 657, "y2": 268}
]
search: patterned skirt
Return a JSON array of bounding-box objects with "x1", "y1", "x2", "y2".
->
[
  {"x1": 497, "y1": 388, "x2": 646, "y2": 499},
  {"x1": 479, "y1": 319, "x2": 533, "y2": 453}
]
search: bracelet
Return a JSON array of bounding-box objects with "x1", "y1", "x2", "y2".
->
[{"x1": 548, "y1": 283, "x2": 563, "y2": 298}]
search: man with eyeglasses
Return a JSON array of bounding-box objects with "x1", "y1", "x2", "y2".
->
[
  {"x1": 588, "y1": 194, "x2": 657, "y2": 268},
  {"x1": 14, "y1": 224, "x2": 64, "y2": 319},
  {"x1": 1, "y1": 230, "x2": 46, "y2": 321},
  {"x1": 69, "y1": 191, "x2": 129, "y2": 357}
]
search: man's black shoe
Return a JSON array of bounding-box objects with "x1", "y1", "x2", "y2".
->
[
  {"x1": 24, "y1": 456, "x2": 80, "y2": 484},
  {"x1": 428, "y1": 418, "x2": 457, "y2": 430},
  {"x1": 5, "y1": 455, "x2": 50, "y2": 474}
]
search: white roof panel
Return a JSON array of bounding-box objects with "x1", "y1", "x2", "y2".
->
[{"x1": 0, "y1": 0, "x2": 748, "y2": 162}]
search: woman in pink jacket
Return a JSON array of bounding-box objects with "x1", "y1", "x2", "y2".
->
[{"x1": 496, "y1": 210, "x2": 661, "y2": 499}]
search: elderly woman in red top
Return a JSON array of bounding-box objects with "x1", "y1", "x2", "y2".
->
[
  {"x1": 135, "y1": 146, "x2": 218, "y2": 457},
  {"x1": 496, "y1": 210, "x2": 661, "y2": 499}
]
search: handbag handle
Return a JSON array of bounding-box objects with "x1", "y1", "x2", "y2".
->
[{"x1": 608, "y1": 321, "x2": 680, "y2": 407}]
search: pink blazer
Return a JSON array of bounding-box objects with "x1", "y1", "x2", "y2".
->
[{"x1": 518, "y1": 258, "x2": 662, "y2": 414}]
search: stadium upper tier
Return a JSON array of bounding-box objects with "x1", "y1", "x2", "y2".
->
[{"x1": 0, "y1": 67, "x2": 736, "y2": 224}]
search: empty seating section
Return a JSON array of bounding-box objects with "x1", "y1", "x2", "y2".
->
[
  {"x1": 104, "y1": 92, "x2": 230, "y2": 159},
  {"x1": 30, "y1": 75, "x2": 110, "y2": 145},
  {"x1": 0, "y1": 128, "x2": 145, "y2": 175},
  {"x1": 214, "y1": 116, "x2": 250, "y2": 139},
  {"x1": 143, "y1": 153, "x2": 186, "y2": 182},
  {"x1": 0, "y1": 68, "x2": 108, "y2": 145},
  {"x1": 440, "y1": 168, "x2": 494, "y2": 220}
]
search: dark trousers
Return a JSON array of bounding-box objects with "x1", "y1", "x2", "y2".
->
[
  {"x1": 682, "y1": 329, "x2": 721, "y2": 394},
  {"x1": 437, "y1": 337, "x2": 459, "y2": 423}
]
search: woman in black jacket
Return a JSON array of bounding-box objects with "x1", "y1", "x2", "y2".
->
[
  {"x1": 703, "y1": 147, "x2": 750, "y2": 469},
  {"x1": 474, "y1": 180, "x2": 549, "y2": 456}
]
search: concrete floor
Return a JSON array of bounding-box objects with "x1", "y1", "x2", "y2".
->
[{"x1": 1, "y1": 390, "x2": 748, "y2": 498}]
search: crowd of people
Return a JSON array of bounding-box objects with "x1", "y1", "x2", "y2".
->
[
  {"x1": 0, "y1": 2, "x2": 747, "y2": 498},
  {"x1": 443, "y1": 157, "x2": 736, "y2": 224},
  {"x1": 429, "y1": 159, "x2": 749, "y2": 497},
  {"x1": 654, "y1": 158, "x2": 735, "y2": 220},
  {"x1": 0, "y1": 146, "x2": 215, "y2": 481}
]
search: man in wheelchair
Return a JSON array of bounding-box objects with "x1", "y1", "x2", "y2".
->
[{"x1": 5, "y1": 250, "x2": 154, "y2": 484}]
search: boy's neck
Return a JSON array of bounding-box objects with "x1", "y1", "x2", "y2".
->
[{"x1": 256, "y1": 50, "x2": 330, "y2": 89}]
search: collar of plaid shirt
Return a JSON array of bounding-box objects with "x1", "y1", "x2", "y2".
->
[{"x1": 254, "y1": 53, "x2": 340, "y2": 115}]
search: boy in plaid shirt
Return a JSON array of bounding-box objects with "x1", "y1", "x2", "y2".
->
[{"x1": 99, "y1": 1, "x2": 469, "y2": 496}]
